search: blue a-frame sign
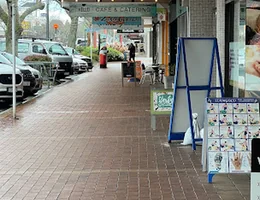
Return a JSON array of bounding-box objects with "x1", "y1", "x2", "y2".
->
[{"x1": 168, "y1": 37, "x2": 225, "y2": 150}]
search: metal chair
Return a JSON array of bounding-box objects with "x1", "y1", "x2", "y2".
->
[{"x1": 139, "y1": 64, "x2": 154, "y2": 84}]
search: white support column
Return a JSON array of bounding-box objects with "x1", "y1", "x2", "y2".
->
[{"x1": 12, "y1": 2, "x2": 16, "y2": 119}]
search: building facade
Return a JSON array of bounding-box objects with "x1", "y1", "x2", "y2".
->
[{"x1": 169, "y1": 0, "x2": 257, "y2": 98}]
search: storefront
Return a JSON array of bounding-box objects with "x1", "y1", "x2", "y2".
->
[{"x1": 228, "y1": 0, "x2": 260, "y2": 98}]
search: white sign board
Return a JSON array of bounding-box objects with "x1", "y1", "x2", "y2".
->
[
  {"x1": 171, "y1": 39, "x2": 216, "y2": 133},
  {"x1": 251, "y1": 173, "x2": 260, "y2": 200},
  {"x1": 69, "y1": 3, "x2": 157, "y2": 17}
]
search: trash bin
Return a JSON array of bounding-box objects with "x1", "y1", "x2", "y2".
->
[{"x1": 99, "y1": 46, "x2": 108, "y2": 68}]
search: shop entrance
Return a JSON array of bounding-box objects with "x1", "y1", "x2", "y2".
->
[{"x1": 225, "y1": 1, "x2": 235, "y2": 97}]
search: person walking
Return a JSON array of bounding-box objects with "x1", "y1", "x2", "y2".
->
[{"x1": 128, "y1": 43, "x2": 136, "y2": 62}]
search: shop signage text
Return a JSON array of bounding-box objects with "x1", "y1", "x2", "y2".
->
[{"x1": 70, "y1": 3, "x2": 157, "y2": 17}]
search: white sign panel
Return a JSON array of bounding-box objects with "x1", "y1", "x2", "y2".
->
[
  {"x1": 69, "y1": 3, "x2": 157, "y2": 17},
  {"x1": 251, "y1": 173, "x2": 260, "y2": 200}
]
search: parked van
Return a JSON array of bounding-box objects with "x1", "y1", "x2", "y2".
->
[{"x1": 0, "y1": 39, "x2": 73, "y2": 79}]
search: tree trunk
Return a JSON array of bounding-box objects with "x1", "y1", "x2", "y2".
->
[
  {"x1": 87, "y1": 33, "x2": 91, "y2": 46},
  {"x1": 1, "y1": 0, "x2": 45, "y2": 54},
  {"x1": 68, "y1": 16, "x2": 79, "y2": 48},
  {"x1": 6, "y1": 5, "x2": 23, "y2": 55}
]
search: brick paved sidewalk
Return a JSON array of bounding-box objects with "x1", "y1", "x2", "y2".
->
[{"x1": 0, "y1": 62, "x2": 250, "y2": 200}]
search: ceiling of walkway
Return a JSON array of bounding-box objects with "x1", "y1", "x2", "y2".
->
[{"x1": 60, "y1": 0, "x2": 169, "y2": 4}]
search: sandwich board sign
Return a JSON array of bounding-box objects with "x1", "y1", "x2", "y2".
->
[{"x1": 168, "y1": 37, "x2": 224, "y2": 150}]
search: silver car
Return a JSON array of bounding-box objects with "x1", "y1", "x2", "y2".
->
[
  {"x1": 0, "y1": 39, "x2": 73, "y2": 79},
  {"x1": 0, "y1": 52, "x2": 43, "y2": 94}
]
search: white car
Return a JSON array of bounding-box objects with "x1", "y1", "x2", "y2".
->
[
  {"x1": 0, "y1": 63, "x2": 24, "y2": 100},
  {"x1": 64, "y1": 47, "x2": 93, "y2": 71},
  {"x1": 0, "y1": 52, "x2": 43, "y2": 94},
  {"x1": 72, "y1": 58, "x2": 88, "y2": 74}
]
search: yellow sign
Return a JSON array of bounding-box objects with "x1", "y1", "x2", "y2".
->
[{"x1": 21, "y1": 21, "x2": 31, "y2": 30}]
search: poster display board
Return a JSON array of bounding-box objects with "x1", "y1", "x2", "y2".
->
[
  {"x1": 205, "y1": 97, "x2": 259, "y2": 183},
  {"x1": 121, "y1": 62, "x2": 136, "y2": 87},
  {"x1": 150, "y1": 90, "x2": 173, "y2": 115},
  {"x1": 168, "y1": 37, "x2": 224, "y2": 150}
]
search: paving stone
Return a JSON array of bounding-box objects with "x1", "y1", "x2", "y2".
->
[{"x1": 0, "y1": 62, "x2": 250, "y2": 200}]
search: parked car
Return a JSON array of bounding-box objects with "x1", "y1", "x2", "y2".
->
[
  {"x1": 0, "y1": 52, "x2": 43, "y2": 94},
  {"x1": 0, "y1": 38, "x2": 73, "y2": 79},
  {"x1": 0, "y1": 53, "x2": 36, "y2": 95},
  {"x1": 64, "y1": 47, "x2": 93, "y2": 71},
  {"x1": 71, "y1": 58, "x2": 88, "y2": 74},
  {"x1": 0, "y1": 63, "x2": 24, "y2": 100}
]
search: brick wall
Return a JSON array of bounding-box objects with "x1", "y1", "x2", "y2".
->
[{"x1": 188, "y1": 0, "x2": 216, "y2": 37}]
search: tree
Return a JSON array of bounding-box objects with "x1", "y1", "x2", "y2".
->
[
  {"x1": 0, "y1": 0, "x2": 45, "y2": 53},
  {"x1": 67, "y1": 14, "x2": 78, "y2": 48}
]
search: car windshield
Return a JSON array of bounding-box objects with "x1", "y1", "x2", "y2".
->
[
  {"x1": 0, "y1": 54, "x2": 12, "y2": 65},
  {"x1": 65, "y1": 48, "x2": 72, "y2": 55},
  {"x1": 44, "y1": 43, "x2": 67, "y2": 55},
  {"x1": 18, "y1": 43, "x2": 29, "y2": 53},
  {"x1": 1, "y1": 53, "x2": 25, "y2": 65}
]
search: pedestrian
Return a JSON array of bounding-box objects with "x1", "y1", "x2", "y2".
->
[{"x1": 128, "y1": 43, "x2": 135, "y2": 62}]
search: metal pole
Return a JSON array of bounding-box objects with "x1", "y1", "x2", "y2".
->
[
  {"x1": 12, "y1": 2, "x2": 16, "y2": 119},
  {"x1": 46, "y1": 0, "x2": 50, "y2": 39},
  {"x1": 90, "y1": 25, "x2": 93, "y2": 60}
]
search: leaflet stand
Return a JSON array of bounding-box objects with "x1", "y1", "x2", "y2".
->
[{"x1": 167, "y1": 37, "x2": 224, "y2": 150}]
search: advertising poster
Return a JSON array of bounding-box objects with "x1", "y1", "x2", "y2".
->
[
  {"x1": 92, "y1": 17, "x2": 143, "y2": 29},
  {"x1": 206, "y1": 98, "x2": 259, "y2": 174},
  {"x1": 150, "y1": 90, "x2": 173, "y2": 115},
  {"x1": 246, "y1": 1, "x2": 260, "y2": 96}
]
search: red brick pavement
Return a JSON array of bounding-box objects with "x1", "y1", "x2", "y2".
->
[{"x1": 0, "y1": 62, "x2": 250, "y2": 200}]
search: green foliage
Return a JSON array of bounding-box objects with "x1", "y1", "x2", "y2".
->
[
  {"x1": 79, "y1": 46, "x2": 99, "y2": 62},
  {"x1": 76, "y1": 46, "x2": 124, "y2": 62},
  {"x1": 24, "y1": 55, "x2": 52, "y2": 62},
  {"x1": 107, "y1": 48, "x2": 124, "y2": 62}
]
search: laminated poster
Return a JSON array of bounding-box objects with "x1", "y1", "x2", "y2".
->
[
  {"x1": 219, "y1": 126, "x2": 234, "y2": 139},
  {"x1": 208, "y1": 126, "x2": 220, "y2": 138},
  {"x1": 206, "y1": 98, "x2": 259, "y2": 174},
  {"x1": 219, "y1": 103, "x2": 233, "y2": 114},
  {"x1": 249, "y1": 125, "x2": 260, "y2": 138},
  {"x1": 248, "y1": 113, "x2": 260, "y2": 125},
  {"x1": 235, "y1": 139, "x2": 249, "y2": 151},
  {"x1": 233, "y1": 103, "x2": 247, "y2": 113},
  {"x1": 208, "y1": 139, "x2": 220, "y2": 151},
  {"x1": 219, "y1": 114, "x2": 233, "y2": 126},
  {"x1": 208, "y1": 114, "x2": 219, "y2": 126},
  {"x1": 234, "y1": 125, "x2": 249, "y2": 139},
  {"x1": 228, "y1": 152, "x2": 251, "y2": 173},
  {"x1": 233, "y1": 114, "x2": 248, "y2": 125},
  {"x1": 207, "y1": 103, "x2": 219, "y2": 114},
  {"x1": 220, "y1": 139, "x2": 235, "y2": 152},
  {"x1": 208, "y1": 152, "x2": 228, "y2": 173}
]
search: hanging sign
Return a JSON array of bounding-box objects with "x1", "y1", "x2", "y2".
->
[
  {"x1": 69, "y1": 3, "x2": 157, "y2": 17},
  {"x1": 117, "y1": 29, "x2": 144, "y2": 33},
  {"x1": 92, "y1": 17, "x2": 143, "y2": 29}
]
